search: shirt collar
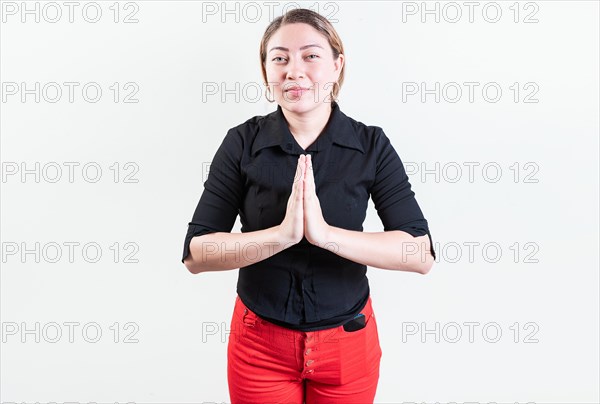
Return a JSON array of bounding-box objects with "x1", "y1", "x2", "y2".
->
[{"x1": 251, "y1": 101, "x2": 365, "y2": 157}]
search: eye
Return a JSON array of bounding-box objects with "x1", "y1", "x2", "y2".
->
[
  {"x1": 306, "y1": 54, "x2": 319, "y2": 60},
  {"x1": 272, "y1": 56, "x2": 286, "y2": 62}
]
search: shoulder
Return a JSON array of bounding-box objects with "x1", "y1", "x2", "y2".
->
[
  {"x1": 226, "y1": 109, "x2": 277, "y2": 139},
  {"x1": 339, "y1": 108, "x2": 390, "y2": 151},
  {"x1": 212, "y1": 109, "x2": 279, "y2": 156}
]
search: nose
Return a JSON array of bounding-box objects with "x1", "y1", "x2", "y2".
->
[{"x1": 286, "y1": 57, "x2": 305, "y2": 81}]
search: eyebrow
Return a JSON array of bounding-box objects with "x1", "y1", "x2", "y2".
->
[{"x1": 268, "y1": 44, "x2": 324, "y2": 53}]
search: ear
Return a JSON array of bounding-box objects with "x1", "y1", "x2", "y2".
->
[{"x1": 334, "y1": 53, "x2": 344, "y2": 75}]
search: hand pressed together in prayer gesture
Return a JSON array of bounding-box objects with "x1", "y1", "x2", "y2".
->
[
  {"x1": 302, "y1": 154, "x2": 331, "y2": 246},
  {"x1": 278, "y1": 154, "x2": 331, "y2": 247}
]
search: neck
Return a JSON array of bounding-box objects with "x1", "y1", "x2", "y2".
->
[{"x1": 281, "y1": 102, "x2": 333, "y2": 144}]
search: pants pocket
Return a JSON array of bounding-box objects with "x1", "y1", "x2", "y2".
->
[{"x1": 337, "y1": 311, "x2": 382, "y2": 385}]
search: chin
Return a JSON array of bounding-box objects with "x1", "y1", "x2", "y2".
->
[{"x1": 280, "y1": 96, "x2": 323, "y2": 113}]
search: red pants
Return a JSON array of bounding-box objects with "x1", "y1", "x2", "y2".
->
[{"x1": 227, "y1": 294, "x2": 382, "y2": 404}]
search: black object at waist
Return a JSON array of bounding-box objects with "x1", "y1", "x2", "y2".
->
[{"x1": 248, "y1": 292, "x2": 370, "y2": 332}]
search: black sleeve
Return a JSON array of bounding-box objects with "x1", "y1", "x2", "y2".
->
[
  {"x1": 369, "y1": 129, "x2": 436, "y2": 260},
  {"x1": 181, "y1": 129, "x2": 244, "y2": 263}
]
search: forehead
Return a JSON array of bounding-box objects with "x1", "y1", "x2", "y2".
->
[{"x1": 267, "y1": 23, "x2": 329, "y2": 51}]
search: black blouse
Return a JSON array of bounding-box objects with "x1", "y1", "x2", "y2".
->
[{"x1": 182, "y1": 101, "x2": 436, "y2": 331}]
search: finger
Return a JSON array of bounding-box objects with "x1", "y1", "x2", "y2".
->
[
  {"x1": 289, "y1": 155, "x2": 301, "y2": 208},
  {"x1": 295, "y1": 155, "x2": 304, "y2": 201},
  {"x1": 305, "y1": 154, "x2": 314, "y2": 196},
  {"x1": 293, "y1": 155, "x2": 303, "y2": 188},
  {"x1": 299, "y1": 154, "x2": 306, "y2": 181},
  {"x1": 295, "y1": 154, "x2": 302, "y2": 183}
]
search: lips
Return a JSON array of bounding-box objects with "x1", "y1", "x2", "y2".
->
[{"x1": 284, "y1": 85, "x2": 310, "y2": 92}]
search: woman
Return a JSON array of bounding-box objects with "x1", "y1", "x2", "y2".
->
[{"x1": 182, "y1": 8, "x2": 436, "y2": 403}]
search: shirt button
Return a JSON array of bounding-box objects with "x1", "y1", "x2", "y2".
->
[
  {"x1": 305, "y1": 359, "x2": 314, "y2": 366},
  {"x1": 305, "y1": 348, "x2": 312, "y2": 355}
]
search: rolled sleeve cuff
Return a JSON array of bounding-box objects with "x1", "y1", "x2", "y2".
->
[
  {"x1": 388, "y1": 220, "x2": 437, "y2": 261},
  {"x1": 181, "y1": 223, "x2": 219, "y2": 263}
]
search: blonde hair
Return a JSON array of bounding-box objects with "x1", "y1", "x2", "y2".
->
[{"x1": 259, "y1": 8, "x2": 345, "y2": 101}]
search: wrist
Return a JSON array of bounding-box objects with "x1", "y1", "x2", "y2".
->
[
  {"x1": 310, "y1": 224, "x2": 334, "y2": 248},
  {"x1": 274, "y1": 225, "x2": 300, "y2": 248},
  {"x1": 323, "y1": 224, "x2": 334, "y2": 247}
]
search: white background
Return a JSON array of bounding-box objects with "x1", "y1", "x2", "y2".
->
[{"x1": 1, "y1": 1, "x2": 598, "y2": 403}]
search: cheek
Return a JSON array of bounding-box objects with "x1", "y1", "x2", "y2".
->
[
  {"x1": 265, "y1": 66, "x2": 283, "y2": 82},
  {"x1": 311, "y1": 69, "x2": 334, "y2": 85},
  {"x1": 314, "y1": 74, "x2": 336, "y2": 93}
]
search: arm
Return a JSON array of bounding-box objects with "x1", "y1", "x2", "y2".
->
[
  {"x1": 301, "y1": 130, "x2": 437, "y2": 273},
  {"x1": 323, "y1": 227, "x2": 434, "y2": 274},
  {"x1": 184, "y1": 153, "x2": 307, "y2": 274},
  {"x1": 183, "y1": 225, "x2": 295, "y2": 274}
]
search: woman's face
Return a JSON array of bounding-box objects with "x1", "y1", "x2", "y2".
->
[{"x1": 265, "y1": 22, "x2": 344, "y2": 115}]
